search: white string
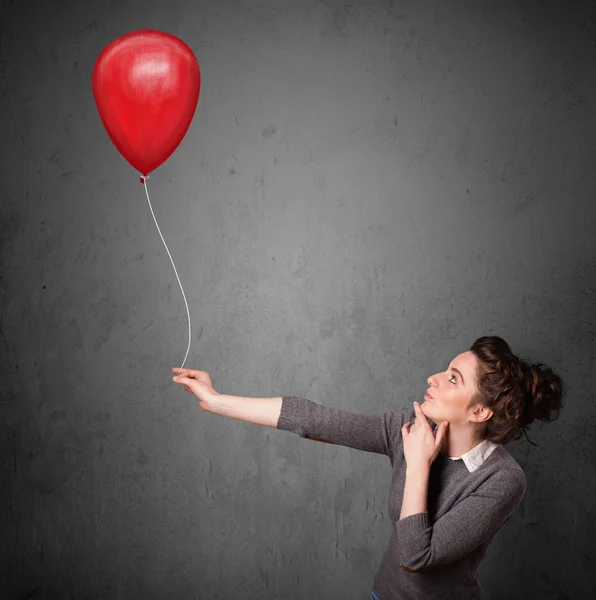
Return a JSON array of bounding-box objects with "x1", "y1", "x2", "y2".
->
[{"x1": 140, "y1": 175, "x2": 191, "y2": 377}]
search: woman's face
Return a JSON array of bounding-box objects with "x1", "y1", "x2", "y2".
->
[{"x1": 420, "y1": 351, "x2": 481, "y2": 427}]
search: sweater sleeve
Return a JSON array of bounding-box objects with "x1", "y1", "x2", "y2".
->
[
  {"x1": 395, "y1": 468, "x2": 526, "y2": 572},
  {"x1": 276, "y1": 395, "x2": 409, "y2": 461}
]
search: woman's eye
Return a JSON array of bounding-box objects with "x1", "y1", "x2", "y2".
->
[{"x1": 449, "y1": 374, "x2": 457, "y2": 384}]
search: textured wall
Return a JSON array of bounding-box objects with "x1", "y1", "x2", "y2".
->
[{"x1": 1, "y1": 0, "x2": 595, "y2": 598}]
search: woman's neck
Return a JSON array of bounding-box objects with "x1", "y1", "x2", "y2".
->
[{"x1": 438, "y1": 423, "x2": 485, "y2": 458}]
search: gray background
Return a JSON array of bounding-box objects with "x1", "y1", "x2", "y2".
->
[{"x1": 1, "y1": 0, "x2": 595, "y2": 598}]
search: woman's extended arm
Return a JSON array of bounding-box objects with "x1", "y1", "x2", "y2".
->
[{"x1": 173, "y1": 369, "x2": 406, "y2": 455}]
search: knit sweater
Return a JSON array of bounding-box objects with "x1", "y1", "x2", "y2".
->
[{"x1": 276, "y1": 396, "x2": 526, "y2": 600}]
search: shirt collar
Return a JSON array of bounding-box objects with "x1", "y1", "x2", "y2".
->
[{"x1": 446, "y1": 438, "x2": 500, "y2": 472}]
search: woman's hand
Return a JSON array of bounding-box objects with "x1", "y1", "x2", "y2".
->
[
  {"x1": 402, "y1": 401, "x2": 449, "y2": 471},
  {"x1": 172, "y1": 368, "x2": 221, "y2": 410}
]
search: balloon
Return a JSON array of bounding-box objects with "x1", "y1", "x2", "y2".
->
[{"x1": 92, "y1": 29, "x2": 201, "y2": 177}]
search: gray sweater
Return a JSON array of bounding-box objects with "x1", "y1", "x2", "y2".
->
[{"x1": 276, "y1": 396, "x2": 526, "y2": 600}]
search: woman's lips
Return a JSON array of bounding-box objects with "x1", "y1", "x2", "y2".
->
[{"x1": 424, "y1": 393, "x2": 433, "y2": 400}]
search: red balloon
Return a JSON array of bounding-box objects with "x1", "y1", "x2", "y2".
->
[{"x1": 92, "y1": 29, "x2": 201, "y2": 177}]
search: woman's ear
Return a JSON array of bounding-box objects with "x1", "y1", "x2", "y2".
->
[{"x1": 471, "y1": 405, "x2": 493, "y2": 424}]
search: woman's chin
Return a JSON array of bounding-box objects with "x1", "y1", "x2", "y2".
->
[{"x1": 420, "y1": 400, "x2": 433, "y2": 416}]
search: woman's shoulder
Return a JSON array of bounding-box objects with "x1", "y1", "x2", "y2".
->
[{"x1": 481, "y1": 445, "x2": 527, "y2": 489}]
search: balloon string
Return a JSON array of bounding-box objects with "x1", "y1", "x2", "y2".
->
[{"x1": 140, "y1": 175, "x2": 191, "y2": 377}]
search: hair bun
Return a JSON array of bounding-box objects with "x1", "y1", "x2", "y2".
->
[{"x1": 523, "y1": 362, "x2": 565, "y2": 425}]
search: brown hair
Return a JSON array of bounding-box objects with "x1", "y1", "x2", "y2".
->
[{"x1": 469, "y1": 336, "x2": 566, "y2": 446}]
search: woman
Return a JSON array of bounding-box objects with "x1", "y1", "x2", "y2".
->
[{"x1": 172, "y1": 335, "x2": 565, "y2": 600}]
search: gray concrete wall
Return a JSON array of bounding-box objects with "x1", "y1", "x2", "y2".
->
[{"x1": 1, "y1": 0, "x2": 595, "y2": 598}]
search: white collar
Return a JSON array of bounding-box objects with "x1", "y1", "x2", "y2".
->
[{"x1": 446, "y1": 438, "x2": 500, "y2": 473}]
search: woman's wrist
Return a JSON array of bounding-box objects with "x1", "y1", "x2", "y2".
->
[{"x1": 406, "y1": 463, "x2": 431, "y2": 477}]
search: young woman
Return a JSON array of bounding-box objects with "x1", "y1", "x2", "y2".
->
[{"x1": 172, "y1": 335, "x2": 565, "y2": 600}]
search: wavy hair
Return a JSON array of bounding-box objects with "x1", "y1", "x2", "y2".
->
[{"x1": 469, "y1": 336, "x2": 566, "y2": 446}]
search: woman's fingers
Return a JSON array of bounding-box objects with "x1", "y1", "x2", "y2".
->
[
  {"x1": 435, "y1": 421, "x2": 449, "y2": 447},
  {"x1": 172, "y1": 367, "x2": 198, "y2": 378},
  {"x1": 413, "y1": 402, "x2": 425, "y2": 426},
  {"x1": 173, "y1": 374, "x2": 198, "y2": 390}
]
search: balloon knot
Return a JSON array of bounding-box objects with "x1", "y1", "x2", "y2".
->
[{"x1": 140, "y1": 175, "x2": 150, "y2": 183}]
